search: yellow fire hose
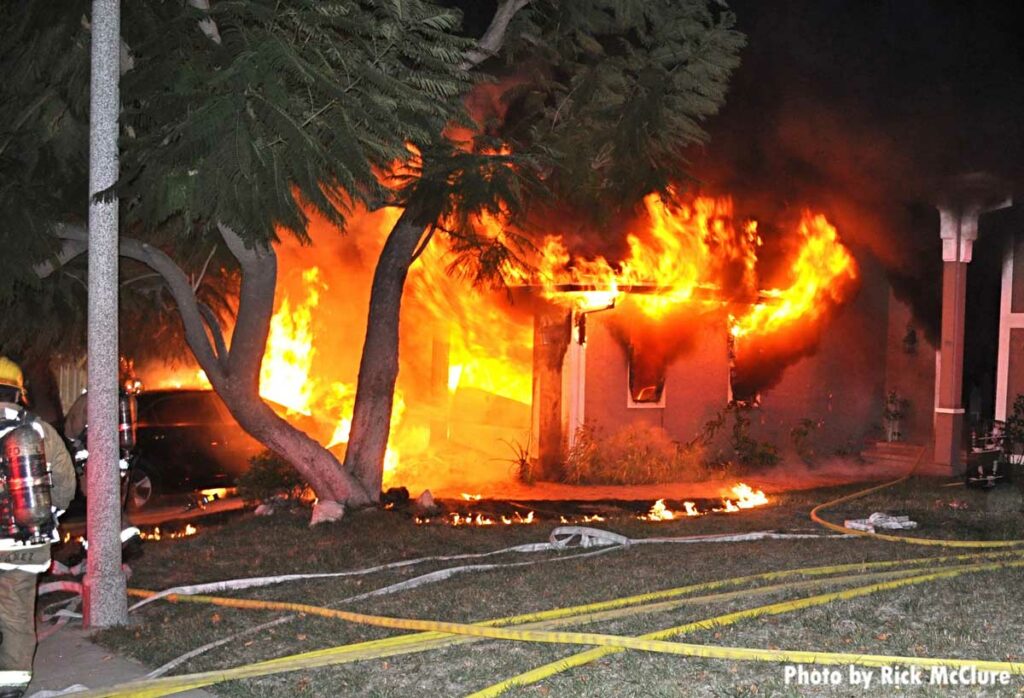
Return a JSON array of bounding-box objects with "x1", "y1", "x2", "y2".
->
[
  {"x1": 473, "y1": 448, "x2": 1024, "y2": 694},
  {"x1": 84, "y1": 451, "x2": 1024, "y2": 697},
  {"x1": 83, "y1": 551, "x2": 1024, "y2": 697},
  {"x1": 468, "y1": 556, "x2": 1024, "y2": 696},
  {"x1": 811, "y1": 446, "x2": 1024, "y2": 547}
]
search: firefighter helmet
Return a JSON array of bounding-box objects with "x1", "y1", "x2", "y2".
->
[
  {"x1": 0, "y1": 358, "x2": 23, "y2": 390},
  {"x1": 0, "y1": 357, "x2": 24, "y2": 395}
]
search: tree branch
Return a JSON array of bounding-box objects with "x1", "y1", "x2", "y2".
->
[
  {"x1": 197, "y1": 301, "x2": 229, "y2": 366},
  {"x1": 117, "y1": 237, "x2": 225, "y2": 384},
  {"x1": 33, "y1": 233, "x2": 88, "y2": 279},
  {"x1": 192, "y1": 244, "x2": 218, "y2": 292},
  {"x1": 217, "y1": 222, "x2": 276, "y2": 386},
  {"x1": 461, "y1": 0, "x2": 532, "y2": 70},
  {"x1": 188, "y1": 0, "x2": 223, "y2": 45}
]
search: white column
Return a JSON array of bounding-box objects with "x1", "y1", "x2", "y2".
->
[{"x1": 561, "y1": 312, "x2": 586, "y2": 451}]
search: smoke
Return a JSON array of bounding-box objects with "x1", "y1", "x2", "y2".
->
[{"x1": 689, "y1": 0, "x2": 1024, "y2": 343}]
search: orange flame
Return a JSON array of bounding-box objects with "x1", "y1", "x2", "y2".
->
[
  {"x1": 260, "y1": 267, "x2": 322, "y2": 414},
  {"x1": 417, "y1": 510, "x2": 536, "y2": 526},
  {"x1": 639, "y1": 484, "x2": 768, "y2": 520},
  {"x1": 536, "y1": 194, "x2": 763, "y2": 319},
  {"x1": 730, "y1": 212, "x2": 857, "y2": 338}
]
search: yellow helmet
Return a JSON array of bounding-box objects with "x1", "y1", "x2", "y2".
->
[{"x1": 0, "y1": 357, "x2": 24, "y2": 393}]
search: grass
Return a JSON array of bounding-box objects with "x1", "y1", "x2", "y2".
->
[{"x1": 80, "y1": 476, "x2": 1024, "y2": 696}]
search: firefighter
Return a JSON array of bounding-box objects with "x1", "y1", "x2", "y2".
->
[{"x1": 0, "y1": 357, "x2": 75, "y2": 697}]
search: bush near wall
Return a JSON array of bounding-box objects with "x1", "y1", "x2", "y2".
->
[{"x1": 563, "y1": 423, "x2": 706, "y2": 485}]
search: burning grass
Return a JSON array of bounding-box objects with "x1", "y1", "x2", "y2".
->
[{"x1": 82, "y1": 477, "x2": 1024, "y2": 696}]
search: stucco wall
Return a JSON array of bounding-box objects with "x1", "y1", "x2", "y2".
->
[
  {"x1": 576, "y1": 250, "x2": 892, "y2": 456},
  {"x1": 883, "y1": 292, "x2": 937, "y2": 444}
]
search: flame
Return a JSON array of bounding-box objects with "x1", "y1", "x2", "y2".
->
[
  {"x1": 559, "y1": 514, "x2": 607, "y2": 524},
  {"x1": 461, "y1": 493, "x2": 483, "y2": 501},
  {"x1": 640, "y1": 498, "x2": 701, "y2": 520},
  {"x1": 421, "y1": 510, "x2": 536, "y2": 526},
  {"x1": 730, "y1": 212, "x2": 857, "y2": 338},
  {"x1": 529, "y1": 194, "x2": 856, "y2": 348},
  {"x1": 260, "y1": 268, "x2": 322, "y2": 414},
  {"x1": 132, "y1": 183, "x2": 857, "y2": 497},
  {"x1": 536, "y1": 194, "x2": 762, "y2": 319},
  {"x1": 640, "y1": 484, "x2": 768, "y2": 520},
  {"x1": 724, "y1": 482, "x2": 770, "y2": 509},
  {"x1": 408, "y1": 215, "x2": 534, "y2": 405},
  {"x1": 138, "y1": 524, "x2": 198, "y2": 541}
]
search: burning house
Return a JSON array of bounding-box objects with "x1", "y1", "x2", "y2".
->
[{"x1": 113, "y1": 175, "x2": 1024, "y2": 497}]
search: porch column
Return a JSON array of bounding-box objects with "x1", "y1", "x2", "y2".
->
[
  {"x1": 934, "y1": 184, "x2": 1012, "y2": 473},
  {"x1": 933, "y1": 206, "x2": 974, "y2": 472}
]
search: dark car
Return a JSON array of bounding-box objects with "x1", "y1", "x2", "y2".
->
[
  {"x1": 125, "y1": 389, "x2": 269, "y2": 508},
  {"x1": 68, "y1": 388, "x2": 334, "y2": 510}
]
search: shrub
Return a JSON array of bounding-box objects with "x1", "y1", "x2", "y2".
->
[
  {"x1": 726, "y1": 405, "x2": 780, "y2": 468},
  {"x1": 563, "y1": 423, "x2": 705, "y2": 485},
  {"x1": 790, "y1": 417, "x2": 821, "y2": 464},
  {"x1": 236, "y1": 450, "x2": 309, "y2": 504},
  {"x1": 503, "y1": 439, "x2": 536, "y2": 485}
]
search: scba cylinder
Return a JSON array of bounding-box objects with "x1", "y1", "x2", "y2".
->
[
  {"x1": 118, "y1": 392, "x2": 137, "y2": 451},
  {"x1": 2, "y1": 424, "x2": 54, "y2": 543}
]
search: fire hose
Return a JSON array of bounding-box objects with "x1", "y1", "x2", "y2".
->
[
  {"x1": 68, "y1": 551, "x2": 1024, "y2": 697},
  {"x1": 467, "y1": 447, "x2": 1024, "y2": 695},
  {"x1": 52, "y1": 449, "x2": 1024, "y2": 696},
  {"x1": 118, "y1": 528, "x2": 844, "y2": 679},
  {"x1": 810, "y1": 446, "x2": 1024, "y2": 547}
]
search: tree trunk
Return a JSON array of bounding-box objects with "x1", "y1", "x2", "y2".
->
[
  {"x1": 108, "y1": 226, "x2": 374, "y2": 508},
  {"x1": 344, "y1": 207, "x2": 430, "y2": 498},
  {"x1": 217, "y1": 378, "x2": 372, "y2": 505}
]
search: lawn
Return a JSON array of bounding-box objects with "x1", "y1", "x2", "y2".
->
[{"x1": 80, "y1": 476, "x2": 1024, "y2": 697}]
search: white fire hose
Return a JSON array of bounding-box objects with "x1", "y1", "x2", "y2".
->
[{"x1": 93, "y1": 526, "x2": 847, "y2": 679}]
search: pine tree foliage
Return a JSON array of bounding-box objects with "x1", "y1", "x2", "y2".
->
[
  {"x1": 500, "y1": 0, "x2": 747, "y2": 225},
  {"x1": 119, "y1": 0, "x2": 474, "y2": 246},
  {"x1": 0, "y1": 1, "x2": 92, "y2": 295},
  {"x1": 406, "y1": 0, "x2": 745, "y2": 285}
]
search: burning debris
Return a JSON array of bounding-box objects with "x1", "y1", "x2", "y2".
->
[
  {"x1": 137, "y1": 524, "x2": 198, "y2": 541},
  {"x1": 410, "y1": 484, "x2": 768, "y2": 527},
  {"x1": 639, "y1": 484, "x2": 769, "y2": 521},
  {"x1": 417, "y1": 511, "x2": 537, "y2": 527}
]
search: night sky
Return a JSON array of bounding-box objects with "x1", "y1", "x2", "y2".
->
[{"x1": 691, "y1": 0, "x2": 1024, "y2": 344}]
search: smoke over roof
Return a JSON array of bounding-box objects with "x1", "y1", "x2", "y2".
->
[{"x1": 689, "y1": 0, "x2": 1024, "y2": 341}]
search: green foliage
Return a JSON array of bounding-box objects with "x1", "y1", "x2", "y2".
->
[
  {"x1": 563, "y1": 423, "x2": 705, "y2": 485},
  {"x1": 407, "y1": 0, "x2": 747, "y2": 287},
  {"x1": 726, "y1": 405, "x2": 779, "y2": 468},
  {"x1": 1001, "y1": 395, "x2": 1024, "y2": 466},
  {"x1": 502, "y1": 438, "x2": 535, "y2": 485},
  {"x1": 236, "y1": 450, "x2": 309, "y2": 504},
  {"x1": 498, "y1": 0, "x2": 747, "y2": 226},
  {"x1": 0, "y1": 1, "x2": 91, "y2": 295},
  {"x1": 790, "y1": 417, "x2": 821, "y2": 464},
  {"x1": 0, "y1": 0, "x2": 475, "y2": 359},
  {"x1": 119, "y1": 0, "x2": 474, "y2": 246}
]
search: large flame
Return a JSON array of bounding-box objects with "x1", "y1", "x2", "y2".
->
[
  {"x1": 535, "y1": 194, "x2": 762, "y2": 318},
  {"x1": 532, "y1": 193, "x2": 856, "y2": 340},
  {"x1": 260, "y1": 267, "x2": 321, "y2": 414},
  {"x1": 134, "y1": 186, "x2": 858, "y2": 496},
  {"x1": 730, "y1": 212, "x2": 857, "y2": 338}
]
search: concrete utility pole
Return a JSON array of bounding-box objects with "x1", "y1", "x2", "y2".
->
[{"x1": 83, "y1": 0, "x2": 127, "y2": 627}]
